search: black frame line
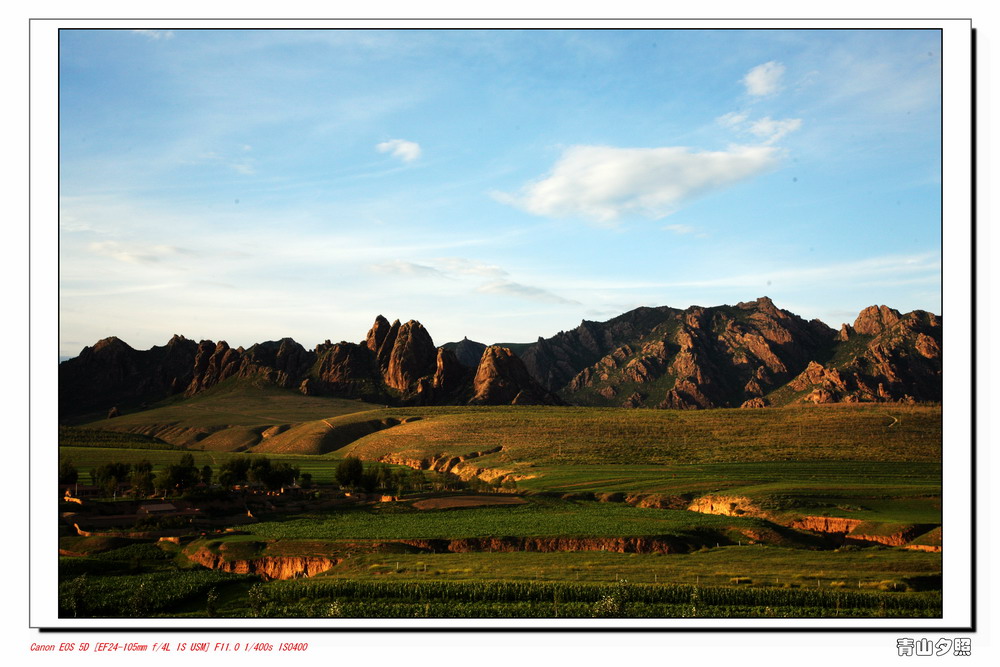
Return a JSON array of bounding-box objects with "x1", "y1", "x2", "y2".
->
[{"x1": 34, "y1": 18, "x2": 976, "y2": 634}]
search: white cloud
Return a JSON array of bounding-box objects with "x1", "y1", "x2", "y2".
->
[
  {"x1": 131, "y1": 30, "x2": 174, "y2": 40},
  {"x1": 743, "y1": 61, "x2": 785, "y2": 97},
  {"x1": 747, "y1": 117, "x2": 803, "y2": 145},
  {"x1": 476, "y1": 280, "x2": 580, "y2": 305},
  {"x1": 498, "y1": 144, "x2": 781, "y2": 224},
  {"x1": 376, "y1": 139, "x2": 422, "y2": 163}
]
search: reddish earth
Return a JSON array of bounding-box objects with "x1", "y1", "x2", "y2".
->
[
  {"x1": 411, "y1": 495, "x2": 528, "y2": 510},
  {"x1": 187, "y1": 547, "x2": 338, "y2": 580}
]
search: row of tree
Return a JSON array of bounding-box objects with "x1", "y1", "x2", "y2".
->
[
  {"x1": 59, "y1": 454, "x2": 512, "y2": 499},
  {"x1": 59, "y1": 454, "x2": 311, "y2": 497}
]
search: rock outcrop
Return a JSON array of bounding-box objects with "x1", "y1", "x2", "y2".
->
[
  {"x1": 61, "y1": 317, "x2": 560, "y2": 418},
  {"x1": 544, "y1": 297, "x2": 835, "y2": 409},
  {"x1": 786, "y1": 307, "x2": 941, "y2": 404},
  {"x1": 470, "y1": 346, "x2": 561, "y2": 406}
]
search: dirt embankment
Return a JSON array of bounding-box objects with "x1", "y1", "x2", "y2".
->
[
  {"x1": 396, "y1": 535, "x2": 696, "y2": 554},
  {"x1": 378, "y1": 446, "x2": 532, "y2": 484},
  {"x1": 789, "y1": 517, "x2": 937, "y2": 548},
  {"x1": 187, "y1": 547, "x2": 338, "y2": 580},
  {"x1": 689, "y1": 497, "x2": 940, "y2": 550},
  {"x1": 686, "y1": 495, "x2": 771, "y2": 519},
  {"x1": 789, "y1": 516, "x2": 864, "y2": 534}
]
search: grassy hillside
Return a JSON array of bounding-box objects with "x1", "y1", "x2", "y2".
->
[
  {"x1": 341, "y1": 403, "x2": 941, "y2": 465},
  {"x1": 85, "y1": 378, "x2": 382, "y2": 430}
]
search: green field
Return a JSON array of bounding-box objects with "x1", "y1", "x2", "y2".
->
[
  {"x1": 59, "y1": 390, "x2": 943, "y2": 619},
  {"x1": 243, "y1": 497, "x2": 773, "y2": 541}
]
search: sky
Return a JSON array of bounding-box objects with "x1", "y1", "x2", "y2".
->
[{"x1": 58, "y1": 29, "x2": 942, "y2": 358}]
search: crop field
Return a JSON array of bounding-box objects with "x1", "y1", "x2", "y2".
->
[
  {"x1": 56, "y1": 540, "x2": 941, "y2": 618},
  {"x1": 316, "y1": 546, "x2": 942, "y2": 588},
  {"x1": 242, "y1": 497, "x2": 775, "y2": 541},
  {"x1": 242, "y1": 578, "x2": 940, "y2": 619}
]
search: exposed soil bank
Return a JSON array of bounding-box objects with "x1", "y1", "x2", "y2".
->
[
  {"x1": 187, "y1": 547, "x2": 338, "y2": 580},
  {"x1": 378, "y1": 446, "x2": 532, "y2": 484},
  {"x1": 789, "y1": 516, "x2": 938, "y2": 548},
  {"x1": 686, "y1": 494, "x2": 941, "y2": 550},
  {"x1": 687, "y1": 495, "x2": 770, "y2": 519}
]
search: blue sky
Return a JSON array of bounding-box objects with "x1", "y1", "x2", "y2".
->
[{"x1": 58, "y1": 29, "x2": 942, "y2": 358}]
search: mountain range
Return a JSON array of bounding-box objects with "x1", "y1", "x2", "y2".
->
[{"x1": 58, "y1": 297, "x2": 941, "y2": 421}]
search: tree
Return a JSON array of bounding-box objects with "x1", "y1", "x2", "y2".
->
[
  {"x1": 130, "y1": 469, "x2": 154, "y2": 497},
  {"x1": 335, "y1": 457, "x2": 365, "y2": 489},
  {"x1": 219, "y1": 458, "x2": 251, "y2": 487},
  {"x1": 155, "y1": 454, "x2": 199, "y2": 493},
  {"x1": 93, "y1": 461, "x2": 131, "y2": 497},
  {"x1": 200, "y1": 465, "x2": 213, "y2": 485},
  {"x1": 59, "y1": 460, "x2": 78, "y2": 485}
]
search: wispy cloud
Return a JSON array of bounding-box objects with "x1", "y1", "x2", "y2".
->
[
  {"x1": 743, "y1": 61, "x2": 785, "y2": 97},
  {"x1": 131, "y1": 30, "x2": 174, "y2": 40},
  {"x1": 663, "y1": 224, "x2": 695, "y2": 235},
  {"x1": 370, "y1": 260, "x2": 446, "y2": 278},
  {"x1": 747, "y1": 117, "x2": 803, "y2": 144},
  {"x1": 376, "y1": 138, "x2": 422, "y2": 163},
  {"x1": 497, "y1": 145, "x2": 781, "y2": 225},
  {"x1": 566, "y1": 253, "x2": 940, "y2": 292},
  {"x1": 432, "y1": 257, "x2": 508, "y2": 279},
  {"x1": 88, "y1": 241, "x2": 194, "y2": 265},
  {"x1": 370, "y1": 257, "x2": 508, "y2": 280},
  {"x1": 717, "y1": 112, "x2": 802, "y2": 145},
  {"x1": 476, "y1": 280, "x2": 580, "y2": 305}
]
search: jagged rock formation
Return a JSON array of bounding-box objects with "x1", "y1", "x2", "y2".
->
[
  {"x1": 520, "y1": 306, "x2": 679, "y2": 392},
  {"x1": 786, "y1": 306, "x2": 941, "y2": 404},
  {"x1": 59, "y1": 299, "x2": 941, "y2": 419},
  {"x1": 520, "y1": 297, "x2": 940, "y2": 409},
  {"x1": 59, "y1": 316, "x2": 559, "y2": 419},
  {"x1": 58, "y1": 334, "x2": 199, "y2": 418}
]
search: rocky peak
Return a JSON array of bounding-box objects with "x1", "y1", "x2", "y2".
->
[
  {"x1": 166, "y1": 334, "x2": 189, "y2": 346},
  {"x1": 365, "y1": 315, "x2": 392, "y2": 353},
  {"x1": 452, "y1": 337, "x2": 488, "y2": 369},
  {"x1": 738, "y1": 295, "x2": 785, "y2": 319},
  {"x1": 853, "y1": 305, "x2": 902, "y2": 335},
  {"x1": 432, "y1": 347, "x2": 470, "y2": 396},
  {"x1": 375, "y1": 319, "x2": 402, "y2": 371},
  {"x1": 87, "y1": 336, "x2": 134, "y2": 357},
  {"x1": 471, "y1": 346, "x2": 559, "y2": 406},
  {"x1": 385, "y1": 320, "x2": 437, "y2": 393}
]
